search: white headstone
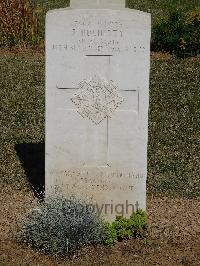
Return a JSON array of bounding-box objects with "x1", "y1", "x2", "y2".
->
[
  {"x1": 70, "y1": 0, "x2": 124, "y2": 9},
  {"x1": 45, "y1": 0, "x2": 151, "y2": 221}
]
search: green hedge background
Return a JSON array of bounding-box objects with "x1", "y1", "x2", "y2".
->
[{"x1": 0, "y1": 0, "x2": 200, "y2": 57}]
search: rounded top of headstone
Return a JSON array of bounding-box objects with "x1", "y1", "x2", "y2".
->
[{"x1": 70, "y1": 0, "x2": 125, "y2": 9}]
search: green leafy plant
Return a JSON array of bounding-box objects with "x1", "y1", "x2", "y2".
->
[
  {"x1": 130, "y1": 209, "x2": 148, "y2": 236},
  {"x1": 104, "y1": 222, "x2": 118, "y2": 246},
  {"x1": 152, "y1": 10, "x2": 200, "y2": 57},
  {"x1": 105, "y1": 210, "x2": 148, "y2": 246}
]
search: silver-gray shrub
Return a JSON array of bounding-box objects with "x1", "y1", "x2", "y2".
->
[{"x1": 19, "y1": 195, "x2": 106, "y2": 255}]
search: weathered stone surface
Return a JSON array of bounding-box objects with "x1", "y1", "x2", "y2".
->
[
  {"x1": 71, "y1": 75, "x2": 124, "y2": 125},
  {"x1": 45, "y1": 1, "x2": 151, "y2": 220},
  {"x1": 70, "y1": 0, "x2": 125, "y2": 9}
]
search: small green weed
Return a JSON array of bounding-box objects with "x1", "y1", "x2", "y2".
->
[
  {"x1": 105, "y1": 210, "x2": 148, "y2": 246},
  {"x1": 144, "y1": 238, "x2": 152, "y2": 246}
]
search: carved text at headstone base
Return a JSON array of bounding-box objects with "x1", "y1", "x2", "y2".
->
[{"x1": 50, "y1": 169, "x2": 144, "y2": 192}]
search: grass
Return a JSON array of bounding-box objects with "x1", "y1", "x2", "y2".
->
[
  {"x1": 148, "y1": 57, "x2": 200, "y2": 197},
  {"x1": 36, "y1": 0, "x2": 200, "y2": 14},
  {"x1": 127, "y1": 0, "x2": 200, "y2": 19},
  {"x1": 0, "y1": 53, "x2": 199, "y2": 197},
  {"x1": 0, "y1": 54, "x2": 44, "y2": 188}
]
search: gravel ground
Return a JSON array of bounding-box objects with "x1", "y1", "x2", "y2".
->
[{"x1": 0, "y1": 185, "x2": 199, "y2": 265}]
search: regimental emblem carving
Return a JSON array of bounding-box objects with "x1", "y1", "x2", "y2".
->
[{"x1": 71, "y1": 75, "x2": 124, "y2": 125}]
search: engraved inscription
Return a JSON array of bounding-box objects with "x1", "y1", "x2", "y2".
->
[
  {"x1": 64, "y1": 183, "x2": 135, "y2": 192},
  {"x1": 51, "y1": 18, "x2": 147, "y2": 53},
  {"x1": 49, "y1": 169, "x2": 144, "y2": 192},
  {"x1": 50, "y1": 169, "x2": 144, "y2": 180},
  {"x1": 71, "y1": 75, "x2": 124, "y2": 125}
]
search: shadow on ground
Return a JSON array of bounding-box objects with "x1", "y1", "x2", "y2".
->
[{"x1": 15, "y1": 143, "x2": 45, "y2": 198}]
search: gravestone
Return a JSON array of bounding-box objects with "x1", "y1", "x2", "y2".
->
[{"x1": 45, "y1": 0, "x2": 151, "y2": 220}]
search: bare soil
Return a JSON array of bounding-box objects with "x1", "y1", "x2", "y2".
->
[{"x1": 0, "y1": 185, "x2": 200, "y2": 266}]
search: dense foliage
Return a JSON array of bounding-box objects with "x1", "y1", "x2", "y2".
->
[
  {"x1": 20, "y1": 196, "x2": 106, "y2": 255},
  {"x1": 152, "y1": 10, "x2": 200, "y2": 57},
  {"x1": 105, "y1": 210, "x2": 148, "y2": 246},
  {"x1": 19, "y1": 193, "x2": 148, "y2": 254},
  {"x1": 0, "y1": 0, "x2": 199, "y2": 57},
  {"x1": 0, "y1": 0, "x2": 41, "y2": 48}
]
